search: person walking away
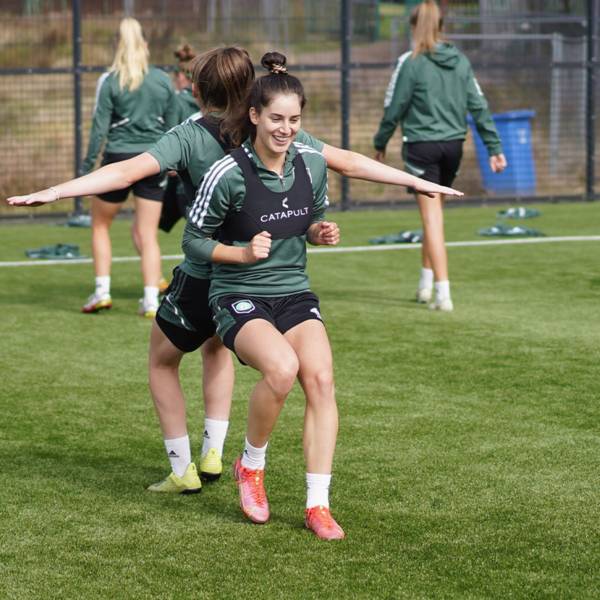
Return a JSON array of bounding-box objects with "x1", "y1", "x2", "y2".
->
[
  {"x1": 82, "y1": 17, "x2": 178, "y2": 318},
  {"x1": 374, "y1": 0, "x2": 506, "y2": 311}
]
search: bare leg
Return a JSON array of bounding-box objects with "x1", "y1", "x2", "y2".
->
[
  {"x1": 201, "y1": 335, "x2": 234, "y2": 421},
  {"x1": 148, "y1": 321, "x2": 187, "y2": 439},
  {"x1": 132, "y1": 196, "x2": 162, "y2": 287},
  {"x1": 91, "y1": 197, "x2": 121, "y2": 278},
  {"x1": 416, "y1": 192, "x2": 448, "y2": 281},
  {"x1": 286, "y1": 319, "x2": 345, "y2": 539},
  {"x1": 234, "y1": 319, "x2": 299, "y2": 448},
  {"x1": 131, "y1": 219, "x2": 142, "y2": 257},
  {"x1": 285, "y1": 320, "x2": 337, "y2": 474}
]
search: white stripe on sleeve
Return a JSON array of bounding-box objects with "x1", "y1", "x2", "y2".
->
[
  {"x1": 92, "y1": 72, "x2": 110, "y2": 115},
  {"x1": 384, "y1": 51, "x2": 411, "y2": 108},
  {"x1": 188, "y1": 156, "x2": 237, "y2": 228}
]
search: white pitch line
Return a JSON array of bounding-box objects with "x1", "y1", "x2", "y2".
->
[
  {"x1": 1, "y1": 236, "x2": 600, "y2": 268},
  {"x1": 308, "y1": 235, "x2": 600, "y2": 253}
]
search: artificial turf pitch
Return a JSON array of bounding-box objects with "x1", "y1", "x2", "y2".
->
[{"x1": 1, "y1": 202, "x2": 599, "y2": 599}]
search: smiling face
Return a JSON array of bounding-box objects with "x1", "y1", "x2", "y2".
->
[{"x1": 249, "y1": 93, "x2": 302, "y2": 161}]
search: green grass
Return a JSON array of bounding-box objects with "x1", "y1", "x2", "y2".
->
[{"x1": 1, "y1": 203, "x2": 599, "y2": 599}]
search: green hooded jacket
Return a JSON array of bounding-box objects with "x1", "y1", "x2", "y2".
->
[
  {"x1": 82, "y1": 67, "x2": 178, "y2": 173},
  {"x1": 373, "y1": 43, "x2": 503, "y2": 156}
]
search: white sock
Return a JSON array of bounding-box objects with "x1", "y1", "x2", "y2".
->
[
  {"x1": 202, "y1": 418, "x2": 229, "y2": 457},
  {"x1": 241, "y1": 438, "x2": 267, "y2": 470},
  {"x1": 95, "y1": 275, "x2": 110, "y2": 297},
  {"x1": 144, "y1": 286, "x2": 159, "y2": 306},
  {"x1": 419, "y1": 268, "x2": 434, "y2": 290},
  {"x1": 164, "y1": 435, "x2": 191, "y2": 477},
  {"x1": 306, "y1": 472, "x2": 332, "y2": 509},
  {"x1": 435, "y1": 280, "x2": 451, "y2": 301}
]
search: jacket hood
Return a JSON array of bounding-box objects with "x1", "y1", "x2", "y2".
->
[{"x1": 425, "y1": 42, "x2": 460, "y2": 69}]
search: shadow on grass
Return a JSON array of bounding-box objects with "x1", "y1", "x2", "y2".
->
[
  {"x1": 3, "y1": 280, "x2": 141, "y2": 311},
  {"x1": 18, "y1": 445, "x2": 253, "y2": 524}
]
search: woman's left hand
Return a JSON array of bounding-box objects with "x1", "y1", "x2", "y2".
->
[
  {"x1": 311, "y1": 221, "x2": 340, "y2": 246},
  {"x1": 412, "y1": 178, "x2": 464, "y2": 198}
]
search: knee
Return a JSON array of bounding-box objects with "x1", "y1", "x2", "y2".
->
[
  {"x1": 264, "y1": 357, "x2": 299, "y2": 398},
  {"x1": 149, "y1": 351, "x2": 180, "y2": 373},
  {"x1": 201, "y1": 336, "x2": 225, "y2": 360},
  {"x1": 304, "y1": 368, "x2": 335, "y2": 402},
  {"x1": 93, "y1": 218, "x2": 112, "y2": 232},
  {"x1": 133, "y1": 222, "x2": 157, "y2": 245}
]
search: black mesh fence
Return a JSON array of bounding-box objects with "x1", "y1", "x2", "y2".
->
[{"x1": 0, "y1": 0, "x2": 598, "y2": 217}]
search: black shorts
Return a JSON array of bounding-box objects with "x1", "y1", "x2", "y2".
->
[
  {"x1": 402, "y1": 140, "x2": 463, "y2": 188},
  {"x1": 211, "y1": 291, "x2": 323, "y2": 353},
  {"x1": 155, "y1": 267, "x2": 216, "y2": 353},
  {"x1": 97, "y1": 152, "x2": 167, "y2": 203}
]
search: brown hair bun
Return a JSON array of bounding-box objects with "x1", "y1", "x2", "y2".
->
[{"x1": 261, "y1": 51, "x2": 288, "y2": 74}]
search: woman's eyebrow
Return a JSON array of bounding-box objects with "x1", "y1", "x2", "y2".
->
[{"x1": 268, "y1": 112, "x2": 302, "y2": 118}]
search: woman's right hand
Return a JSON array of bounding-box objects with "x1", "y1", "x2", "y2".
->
[
  {"x1": 489, "y1": 153, "x2": 507, "y2": 173},
  {"x1": 6, "y1": 188, "x2": 59, "y2": 207},
  {"x1": 243, "y1": 231, "x2": 271, "y2": 263}
]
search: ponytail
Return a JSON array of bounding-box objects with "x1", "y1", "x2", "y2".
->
[
  {"x1": 410, "y1": 0, "x2": 444, "y2": 57},
  {"x1": 189, "y1": 46, "x2": 255, "y2": 145},
  {"x1": 110, "y1": 18, "x2": 149, "y2": 91}
]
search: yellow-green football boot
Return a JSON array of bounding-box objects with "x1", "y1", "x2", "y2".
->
[
  {"x1": 200, "y1": 448, "x2": 223, "y2": 481},
  {"x1": 147, "y1": 463, "x2": 202, "y2": 494}
]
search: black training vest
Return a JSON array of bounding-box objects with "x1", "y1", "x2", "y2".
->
[
  {"x1": 218, "y1": 147, "x2": 314, "y2": 243},
  {"x1": 195, "y1": 116, "x2": 235, "y2": 154},
  {"x1": 177, "y1": 116, "x2": 236, "y2": 204}
]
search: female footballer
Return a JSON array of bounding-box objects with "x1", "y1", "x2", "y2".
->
[
  {"x1": 183, "y1": 52, "x2": 347, "y2": 539},
  {"x1": 374, "y1": 0, "x2": 506, "y2": 311},
  {"x1": 81, "y1": 17, "x2": 179, "y2": 318},
  {"x1": 159, "y1": 43, "x2": 202, "y2": 233}
]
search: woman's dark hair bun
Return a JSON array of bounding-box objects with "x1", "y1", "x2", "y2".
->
[
  {"x1": 261, "y1": 51, "x2": 288, "y2": 74},
  {"x1": 174, "y1": 43, "x2": 196, "y2": 62}
]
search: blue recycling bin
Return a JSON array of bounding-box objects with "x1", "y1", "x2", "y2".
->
[{"x1": 468, "y1": 110, "x2": 536, "y2": 196}]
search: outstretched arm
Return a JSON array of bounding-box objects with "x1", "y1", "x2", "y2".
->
[
  {"x1": 321, "y1": 144, "x2": 463, "y2": 198},
  {"x1": 6, "y1": 153, "x2": 161, "y2": 206}
]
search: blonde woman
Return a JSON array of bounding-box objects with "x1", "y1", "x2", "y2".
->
[
  {"x1": 82, "y1": 17, "x2": 178, "y2": 317},
  {"x1": 374, "y1": 0, "x2": 506, "y2": 311}
]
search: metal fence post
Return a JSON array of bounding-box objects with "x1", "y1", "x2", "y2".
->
[
  {"x1": 340, "y1": 0, "x2": 351, "y2": 210},
  {"x1": 72, "y1": 0, "x2": 83, "y2": 214},
  {"x1": 585, "y1": 0, "x2": 597, "y2": 199}
]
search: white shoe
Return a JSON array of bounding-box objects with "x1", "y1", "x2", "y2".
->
[
  {"x1": 416, "y1": 287, "x2": 433, "y2": 303},
  {"x1": 138, "y1": 297, "x2": 158, "y2": 318},
  {"x1": 82, "y1": 292, "x2": 112, "y2": 314},
  {"x1": 429, "y1": 297, "x2": 454, "y2": 312}
]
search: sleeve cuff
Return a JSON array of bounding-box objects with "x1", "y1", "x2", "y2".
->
[{"x1": 486, "y1": 144, "x2": 503, "y2": 157}]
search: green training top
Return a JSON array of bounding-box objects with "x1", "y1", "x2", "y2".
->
[
  {"x1": 148, "y1": 120, "x2": 324, "y2": 279},
  {"x1": 373, "y1": 43, "x2": 503, "y2": 156},
  {"x1": 182, "y1": 139, "x2": 328, "y2": 300},
  {"x1": 82, "y1": 67, "x2": 179, "y2": 174},
  {"x1": 175, "y1": 87, "x2": 201, "y2": 123}
]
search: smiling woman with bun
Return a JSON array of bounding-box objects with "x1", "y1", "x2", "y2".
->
[{"x1": 183, "y1": 52, "x2": 346, "y2": 540}]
